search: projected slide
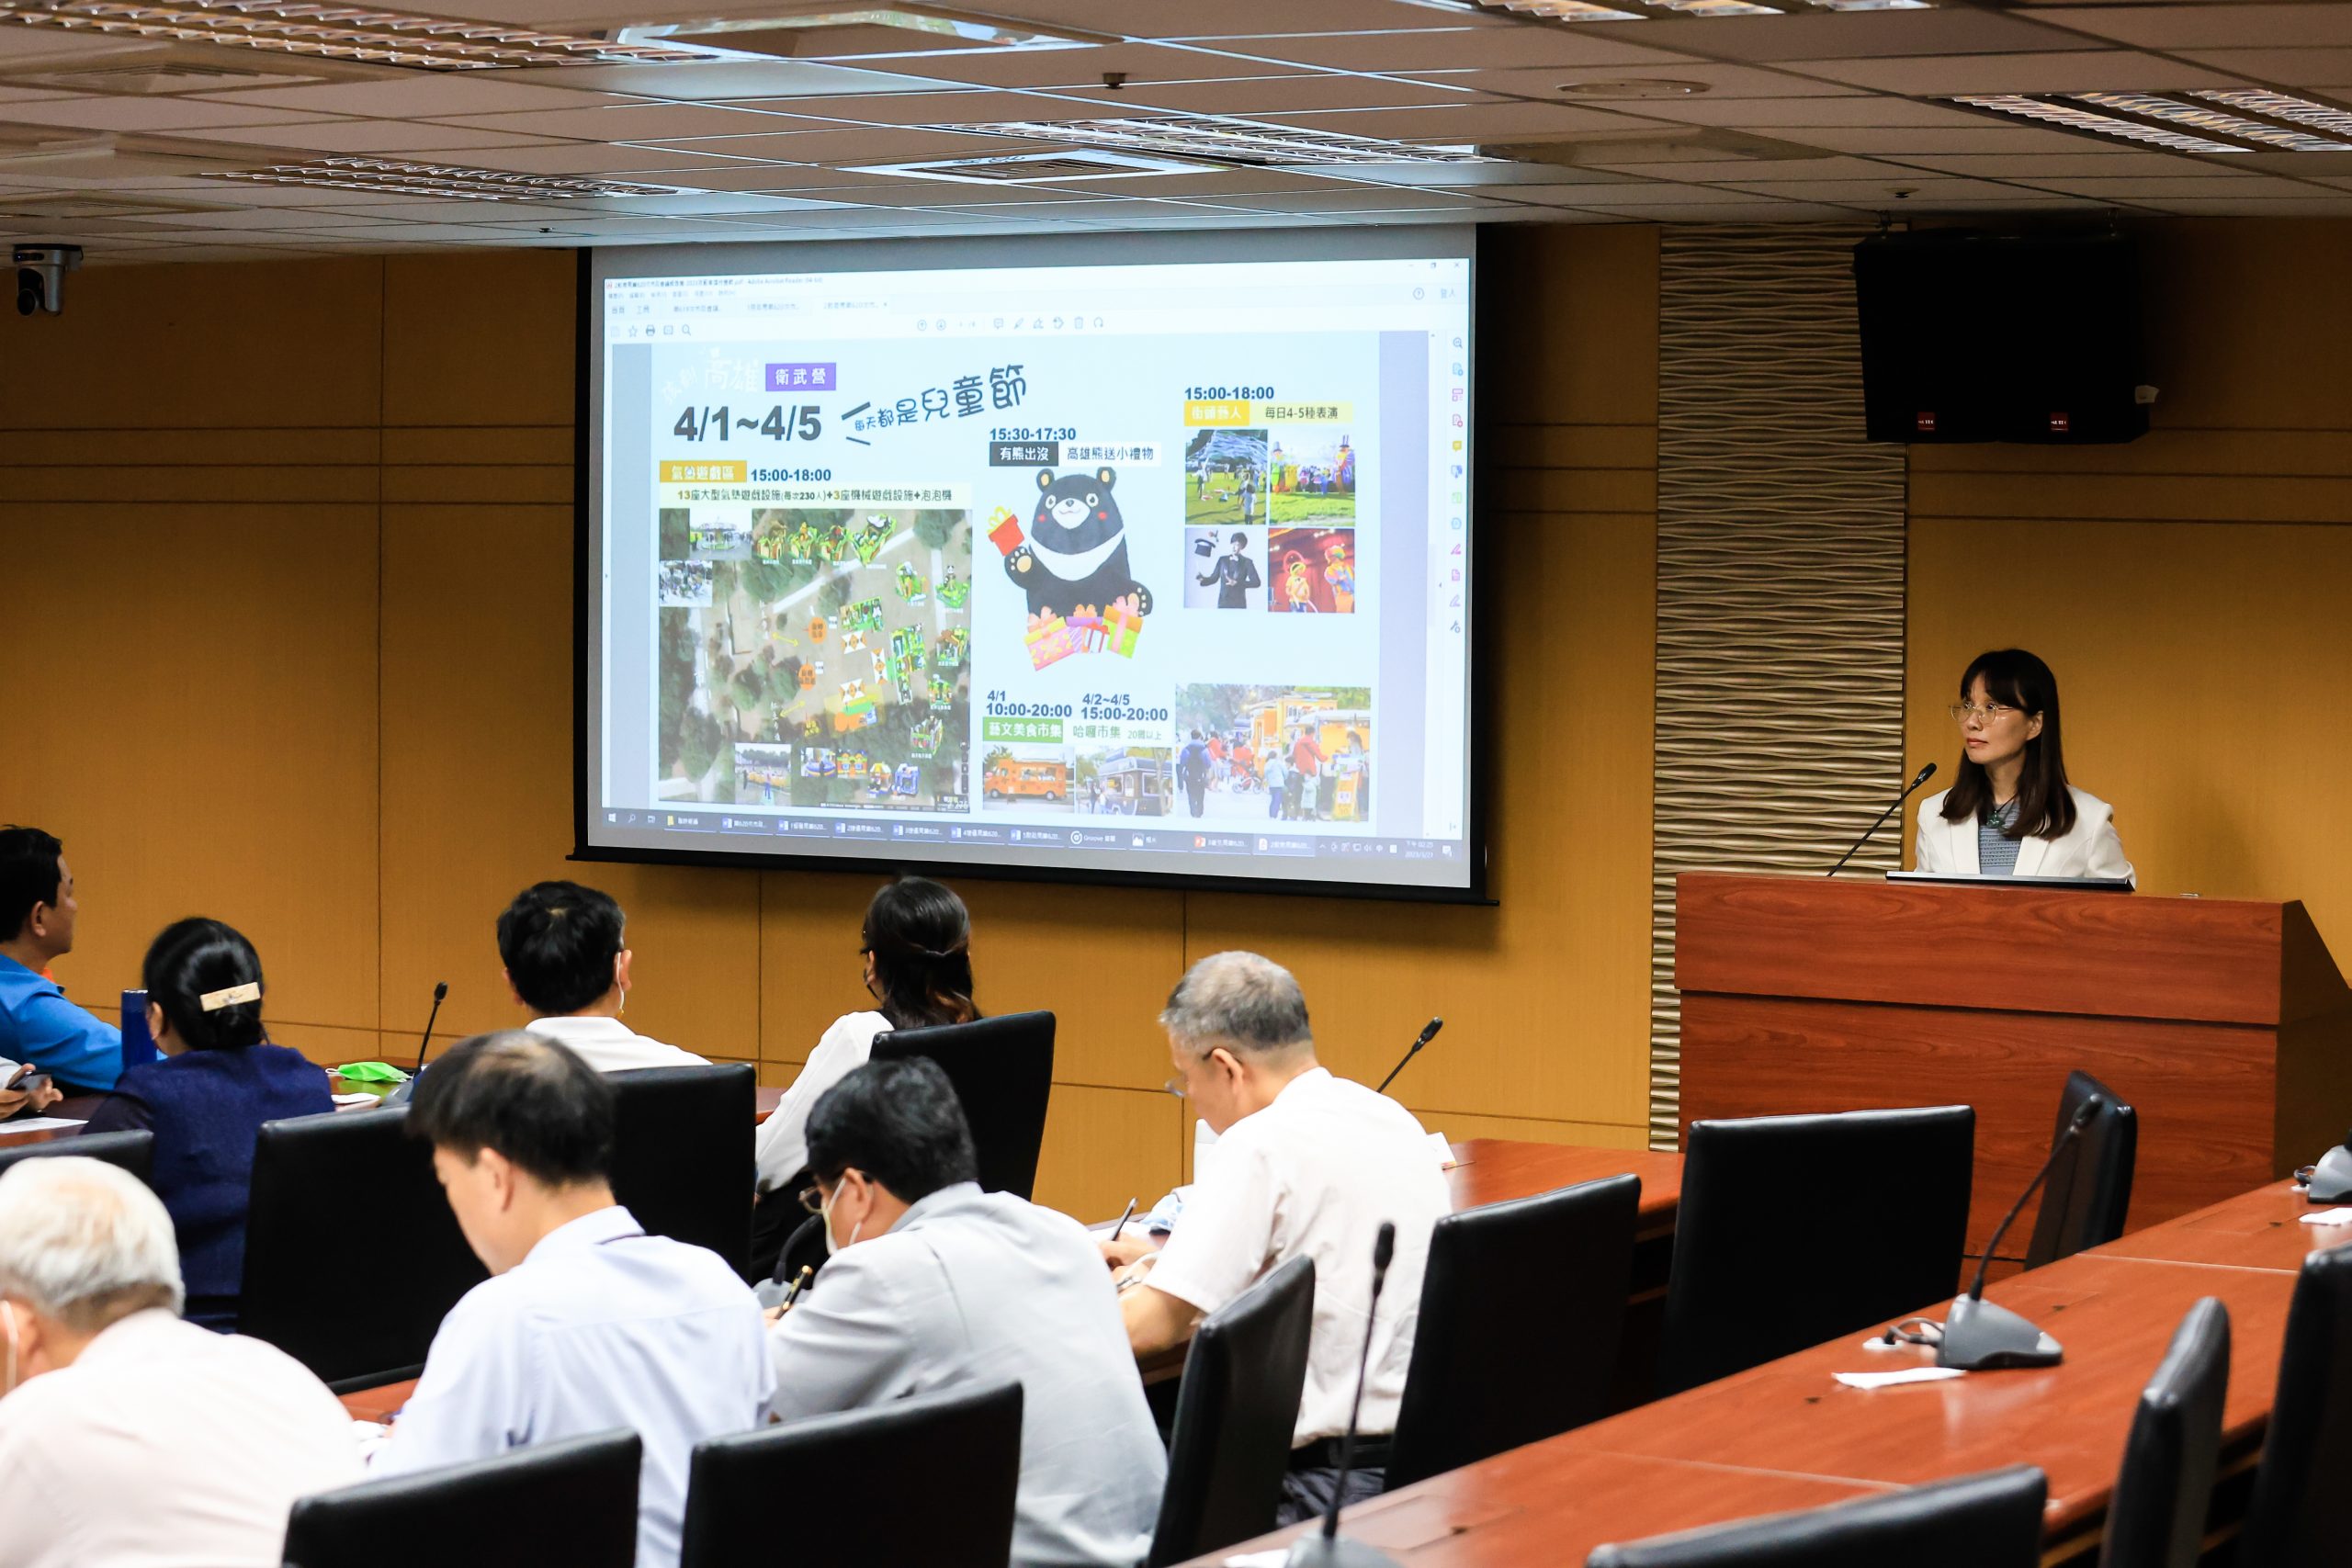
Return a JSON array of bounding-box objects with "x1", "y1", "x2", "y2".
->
[{"x1": 585, "y1": 233, "x2": 1476, "y2": 897}]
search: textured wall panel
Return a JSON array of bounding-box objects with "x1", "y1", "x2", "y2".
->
[{"x1": 1651, "y1": 227, "x2": 1909, "y2": 1147}]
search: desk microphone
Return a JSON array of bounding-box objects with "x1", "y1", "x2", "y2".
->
[
  {"x1": 2303, "y1": 1128, "x2": 2352, "y2": 1202},
  {"x1": 1374, "y1": 1019, "x2": 1443, "y2": 1097},
  {"x1": 413, "y1": 982, "x2": 448, "y2": 1076},
  {"x1": 1285, "y1": 1222, "x2": 1403, "y2": 1568},
  {"x1": 1935, "y1": 1094, "x2": 2102, "y2": 1371},
  {"x1": 1826, "y1": 761, "x2": 1936, "y2": 876}
]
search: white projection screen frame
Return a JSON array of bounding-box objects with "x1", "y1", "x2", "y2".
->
[{"x1": 578, "y1": 228, "x2": 1486, "y2": 902}]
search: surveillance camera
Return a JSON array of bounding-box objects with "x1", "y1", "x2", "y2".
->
[{"x1": 13, "y1": 243, "x2": 84, "y2": 317}]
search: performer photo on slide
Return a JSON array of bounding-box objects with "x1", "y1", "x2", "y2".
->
[{"x1": 1914, "y1": 647, "x2": 2134, "y2": 884}]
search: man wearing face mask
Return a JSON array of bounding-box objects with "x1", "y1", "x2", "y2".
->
[
  {"x1": 0, "y1": 1156, "x2": 360, "y2": 1567},
  {"x1": 767, "y1": 1057, "x2": 1164, "y2": 1568},
  {"x1": 377, "y1": 1032, "x2": 771, "y2": 1568},
  {"x1": 1102, "y1": 951, "x2": 1449, "y2": 1522}
]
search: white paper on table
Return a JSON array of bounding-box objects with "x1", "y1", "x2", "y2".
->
[
  {"x1": 1833, "y1": 1367, "x2": 1968, "y2": 1391},
  {"x1": 331, "y1": 1093, "x2": 379, "y2": 1108},
  {"x1": 1222, "y1": 1553, "x2": 1290, "y2": 1568},
  {"x1": 0, "y1": 1116, "x2": 86, "y2": 1134},
  {"x1": 1427, "y1": 1130, "x2": 1456, "y2": 1168},
  {"x1": 2299, "y1": 1207, "x2": 2352, "y2": 1226}
]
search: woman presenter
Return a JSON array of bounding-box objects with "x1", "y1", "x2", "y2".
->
[{"x1": 1915, "y1": 648, "x2": 2134, "y2": 884}]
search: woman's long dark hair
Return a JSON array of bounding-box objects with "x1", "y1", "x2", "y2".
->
[
  {"x1": 1940, "y1": 648, "x2": 2078, "y2": 840},
  {"x1": 142, "y1": 917, "x2": 267, "y2": 1052},
  {"x1": 864, "y1": 877, "x2": 978, "y2": 1031}
]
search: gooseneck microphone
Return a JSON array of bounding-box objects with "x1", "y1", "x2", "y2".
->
[
  {"x1": 1374, "y1": 1019, "x2": 1443, "y2": 1096},
  {"x1": 1935, "y1": 1094, "x2": 2103, "y2": 1371},
  {"x1": 1284, "y1": 1224, "x2": 1404, "y2": 1568},
  {"x1": 413, "y1": 981, "x2": 448, "y2": 1076},
  {"x1": 1826, "y1": 761, "x2": 1937, "y2": 877}
]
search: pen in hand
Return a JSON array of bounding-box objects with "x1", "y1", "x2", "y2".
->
[
  {"x1": 777, "y1": 1265, "x2": 814, "y2": 1314},
  {"x1": 1109, "y1": 1198, "x2": 1138, "y2": 1243}
]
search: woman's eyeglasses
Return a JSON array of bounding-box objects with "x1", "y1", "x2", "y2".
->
[{"x1": 1948, "y1": 702, "x2": 2020, "y2": 726}]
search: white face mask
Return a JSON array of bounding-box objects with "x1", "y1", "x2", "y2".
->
[{"x1": 819, "y1": 1185, "x2": 864, "y2": 1258}]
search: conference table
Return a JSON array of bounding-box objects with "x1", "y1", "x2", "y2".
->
[{"x1": 1177, "y1": 1177, "x2": 2349, "y2": 1565}]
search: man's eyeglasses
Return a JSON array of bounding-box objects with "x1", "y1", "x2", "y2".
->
[{"x1": 797, "y1": 1183, "x2": 829, "y2": 1216}]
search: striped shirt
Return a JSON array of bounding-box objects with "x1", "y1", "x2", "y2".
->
[{"x1": 1979, "y1": 798, "x2": 2022, "y2": 876}]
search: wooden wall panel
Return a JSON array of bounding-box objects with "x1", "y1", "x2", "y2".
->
[
  {"x1": 0, "y1": 497, "x2": 381, "y2": 1037},
  {"x1": 377, "y1": 497, "x2": 764, "y2": 1055},
  {"x1": 1908, "y1": 219, "x2": 2352, "y2": 969}
]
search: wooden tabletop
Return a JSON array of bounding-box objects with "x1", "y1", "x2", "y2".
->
[
  {"x1": 1445, "y1": 1139, "x2": 1682, "y2": 1235},
  {"x1": 1179, "y1": 1177, "x2": 2351, "y2": 1565}
]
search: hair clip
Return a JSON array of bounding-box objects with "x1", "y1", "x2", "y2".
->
[{"x1": 198, "y1": 981, "x2": 261, "y2": 1012}]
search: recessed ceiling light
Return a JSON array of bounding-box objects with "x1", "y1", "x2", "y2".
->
[
  {"x1": 2069, "y1": 91, "x2": 2352, "y2": 152},
  {"x1": 1949, "y1": 94, "x2": 2250, "y2": 154},
  {"x1": 1556, "y1": 78, "x2": 1708, "y2": 98},
  {"x1": 2190, "y1": 88, "x2": 2352, "y2": 141},
  {"x1": 0, "y1": 0, "x2": 716, "y2": 72},
  {"x1": 206, "y1": 156, "x2": 694, "y2": 200},
  {"x1": 622, "y1": 8, "x2": 1097, "y2": 58},
  {"x1": 950, "y1": 117, "x2": 1493, "y2": 168},
  {"x1": 1952, "y1": 90, "x2": 2352, "y2": 153},
  {"x1": 854, "y1": 149, "x2": 1205, "y2": 185}
]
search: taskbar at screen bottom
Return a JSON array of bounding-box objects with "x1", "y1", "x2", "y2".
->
[{"x1": 587, "y1": 808, "x2": 1470, "y2": 889}]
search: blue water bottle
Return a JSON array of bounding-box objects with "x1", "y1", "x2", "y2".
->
[{"x1": 120, "y1": 988, "x2": 158, "y2": 1074}]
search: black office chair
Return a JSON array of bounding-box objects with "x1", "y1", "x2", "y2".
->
[
  {"x1": 2101, "y1": 1295, "x2": 2230, "y2": 1568},
  {"x1": 607, "y1": 1064, "x2": 755, "y2": 1278},
  {"x1": 872, "y1": 1011, "x2": 1053, "y2": 1200},
  {"x1": 1148, "y1": 1255, "x2": 1317, "y2": 1567},
  {"x1": 282, "y1": 1429, "x2": 639, "y2": 1568},
  {"x1": 2021, "y1": 1070, "x2": 2137, "y2": 1270},
  {"x1": 0, "y1": 1129, "x2": 153, "y2": 1184},
  {"x1": 1387, "y1": 1174, "x2": 1640, "y2": 1488},
  {"x1": 241, "y1": 1106, "x2": 486, "y2": 1392},
  {"x1": 1657, "y1": 1105, "x2": 1974, "y2": 1395},
  {"x1": 680, "y1": 1381, "x2": 1022, "y2": 1568},
  {"x1": 1585, "y1": 1463, "x2": 2046, "y2": 1567},
  {"x1": 2236, "y1": 1247, "x2": 2352, "y2": 1568}
]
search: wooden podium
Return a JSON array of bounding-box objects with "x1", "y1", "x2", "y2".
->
[{"x1": 1675, "y1": 872, "x2": 2352, "y2": 1255}]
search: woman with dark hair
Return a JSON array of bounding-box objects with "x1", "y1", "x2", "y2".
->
[
  {"x1": 1915, "y1": 648, "x2": 2134, "y2": 883},
  {"x1": 84, "y1": 919, "x2": 332, "y2": 1329},
  {"x1": 753, "y1": 877, "x2": 978, "y2": 1204}
]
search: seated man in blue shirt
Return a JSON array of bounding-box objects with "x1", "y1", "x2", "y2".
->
[
  {"x1": 769, "y1": 1059, "x2": 1166, "y2": 1567},
  {"x1": 373, "y1": 1032, "x2": 772, "y2": 1568},
  {"x1": 0, "y1": 827, "x2": 120, "y2": 1092}
]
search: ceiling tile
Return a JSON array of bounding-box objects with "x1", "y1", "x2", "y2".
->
[
  {"x1": 2026, "y1": 6, "x2": 2352, "y2": 51},
  {"x1": 710, "y1": 89, "x2": 1152, "y2": 128},
  {"x1": 1788, "y1": 124, "x2": 2111, "y2": 153},
  {"x1": 1774, "y1": 51, "x2": 2236, "y2": 96},
  {"x1": 2014, "y1": 173, "x2": 2337, "y2": 200},
  {"x1": 189, "y1": 77, "x2": 624, "y2": 117},
  {"x1": 1046, "y1": 73, "x2": 1482, "y2": 115},
  {"x1": 635, "y1": 127, "x2": 1053, "y2": 164},
  {"x1": 981, "y1": 0, "x2": 1494, "y2": 40},
  {"x1": 865, "y1": 41, "x2": 1305, "y2": 90},
  {"x1": 424, "y1": 102, "x2": 822, "y2": 140},
  {"x1": 0, "y1": 98, "x2": 344, "y2": 133},
  {"x1": 165, "y1": 121, "x2": 570, "y2": 153},
  {"x1": 1248, "y1": 100, "x2": 1660, "y2": 139},
  {"x1": 1573, "y1": 95, "x2": 1996, "y2": 128},
  {"x1": 1886, "y1": 151, "x2": 2250, "y2": 177},
  {"x1": 1227, "y1": 25, "x2": 1702, "y2": 72},
  {"x1": 1639, "y1": 8, "x2": 2094, "y2": 63},
  {"x1": 1419, "y1": 62, "x2": 1862, "y2": 99},
  {"x1": 2175, "y1": 48, "x2": 2352, "y2": 86}
]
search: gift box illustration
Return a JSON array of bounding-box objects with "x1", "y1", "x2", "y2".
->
[
  {"x1": 1068, "y1": 604, "x2": 1106, "y2": 654},
  {"x1": 1026, "y1": 612, "x2": 1076, "y2": 670},
  {"x1": 987, "y1": 506, "x2": 1025, "y2": 556},
  {"x1": 1104, "y1": 595, "x2": 1144, "y2": 658}
]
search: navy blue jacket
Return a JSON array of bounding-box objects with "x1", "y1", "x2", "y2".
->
[{"x1": 85, "y1": 1043, "x2": 333, "y2": 1328}]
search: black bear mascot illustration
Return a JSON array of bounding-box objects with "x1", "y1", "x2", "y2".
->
[{"x1": 1005, "y1": 466, "x2": 1154, "y2": 620}]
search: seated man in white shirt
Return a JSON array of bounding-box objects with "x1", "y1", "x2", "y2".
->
[
  {"x1": 1102, "y1": 951, "x2": 1450, "y2": 1521},
  {"x1": 0, "y1": 1156, "x2": 361, "y2": 1568},
  {"x1": 500, "y1": 881, "x2": 708, "y2": 1072},
  {"x1": 769, "y1": 1057, "x2": 1166, "y2": 1568},
  {"x1": 376, "y1": 1032, "x2": 772, "y2": 1568}
]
